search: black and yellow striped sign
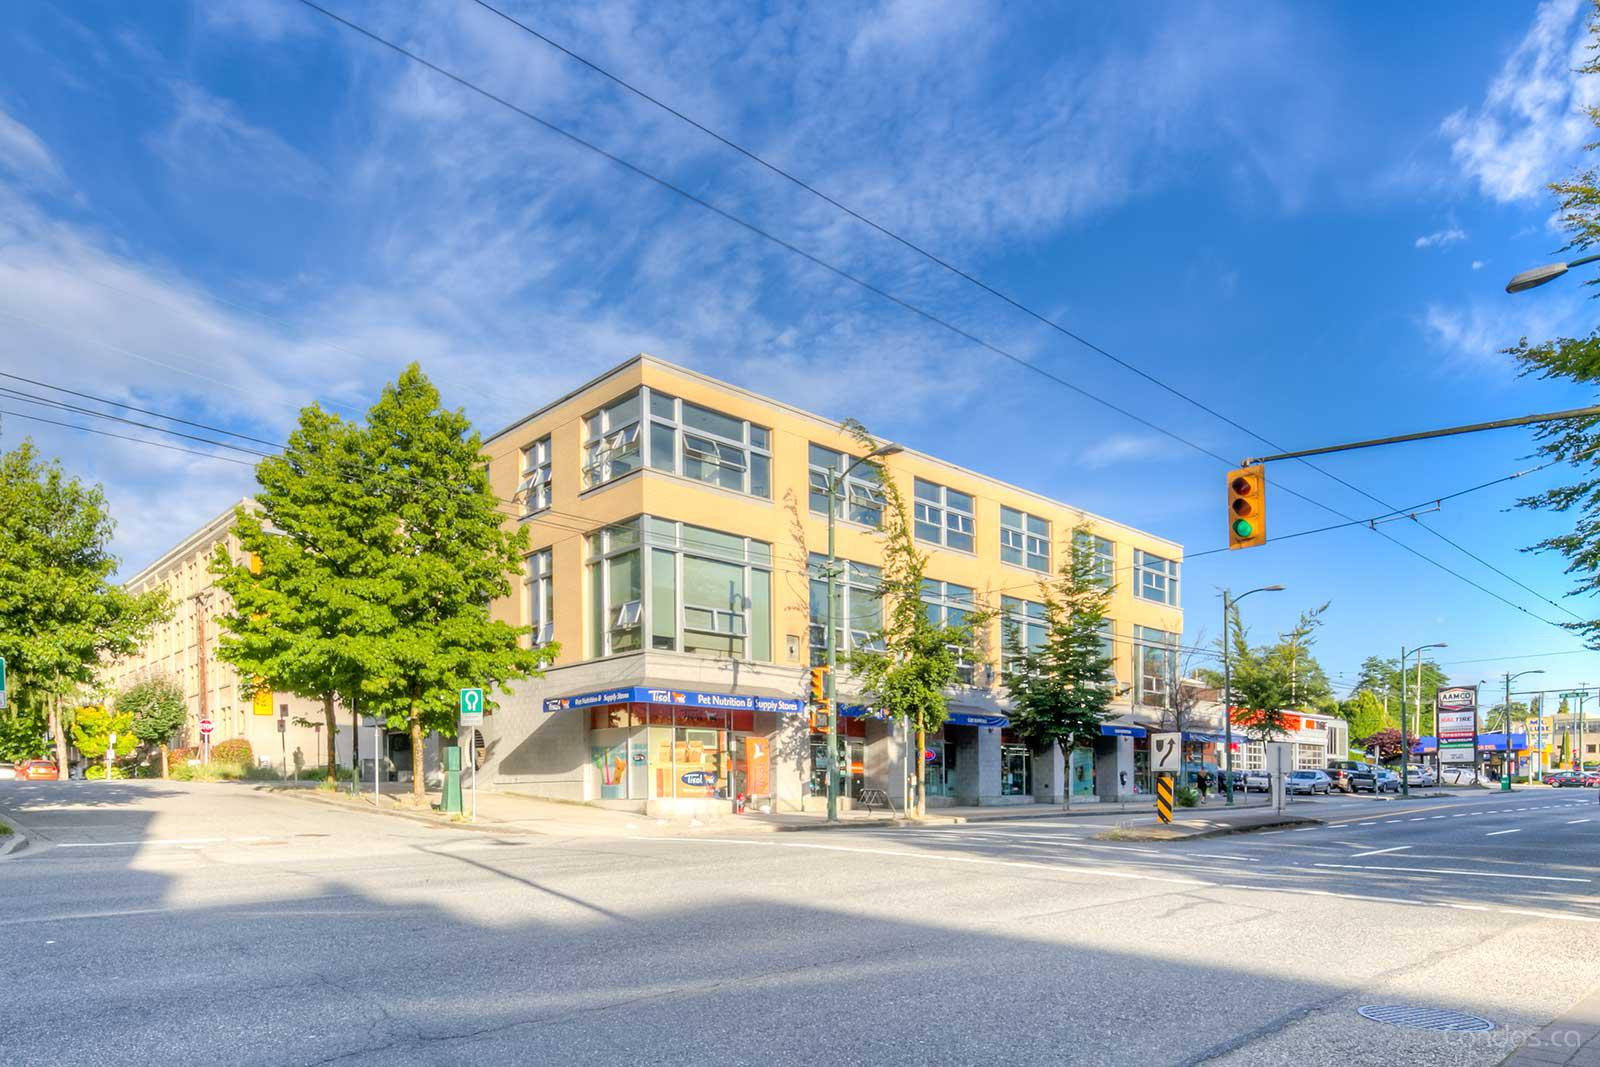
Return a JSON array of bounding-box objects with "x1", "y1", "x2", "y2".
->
[{"x1": 1156, "y1": 773, "x2": 1174, "y2": 824}]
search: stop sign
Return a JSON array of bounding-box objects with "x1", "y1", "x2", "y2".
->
[{"x1": 198, "y1": 718, "x2": 214, "y2": 736}]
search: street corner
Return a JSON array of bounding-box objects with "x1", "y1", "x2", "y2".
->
[
  {"x1": 0, "y1": 817, "x2": 30, "y2": 860},
  {"x1": 1097, "y1": 812, "x2": 1323, "y2": 842}
]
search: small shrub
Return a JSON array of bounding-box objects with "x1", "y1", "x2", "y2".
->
[
  {"x1": 169, "y1": 762, "x2": 195, "y2": 781},
  {"x1": 86, "y1": 764, "x2": 130, "y2": 780},
  {"x1": 168, "y1": 747, "x2": 197, "y2": 766},
  {"x1": 243, "y1": 764, "x2": 282, "y2": 781},
  {"x1": 298, "y1": 766, "x2": 353, "y2": 782},
  {"x1": 211, "y1": 739, "x2": 253, "y2": 765},
  {"x1": 1175, "y1": 785, "x2": 1199, "y2": 808}
]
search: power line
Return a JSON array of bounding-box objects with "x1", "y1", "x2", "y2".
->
[
  {"x1": 0, "y1": 369, "x2": 282, "y2": 447},
  {"x1": 294, "y1": 0, "x2": 1577, "y2": 636},
  {"x1": 0, "y1": 386, "x2": 277, "y2": 458},
  {"x1": 464, "y1": 0, "x2": 1579, "y2": 628},
  {"x1": 0, "y1": 408, "x2": 258, "y2": 466}
]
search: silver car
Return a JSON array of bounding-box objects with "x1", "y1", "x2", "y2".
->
[{"x1": 1287, "y1": 769, "x2": 1331, "y2": 795}]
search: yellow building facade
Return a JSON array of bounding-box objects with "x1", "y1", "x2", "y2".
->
[
  {"x1": 103, "y1": 501, "x2": 351, "y2": 775},
  {"x1": 480, "y1": 355, "x2": 1185, "y2": 815}
]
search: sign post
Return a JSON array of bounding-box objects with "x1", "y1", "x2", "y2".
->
[
  {"x1": 0, "y1": 654, "x2": 7, "y2": 709},
  {"x1": 198, "y1": 717, "x2": 213, "y2": 765},
  {"x1": 459, "y1": 689, "x2": 484, "y2": 822},
  {"x1": 1435, "y1": 687, "x2": 1478, "y2": 782},
  {"x1": 1151, "y1": 731, "x2": 1180, "y2": 824},
  {"x1": 106, "y1": 731, "x2": 115, "y2": 782}
]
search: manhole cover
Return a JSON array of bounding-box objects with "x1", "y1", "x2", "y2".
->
[{"x1": 1358, "y1": 1005, "x2": 1494, "y2": 1033}]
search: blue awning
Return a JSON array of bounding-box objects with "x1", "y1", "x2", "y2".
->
[
  {"x1": 1477, "y1": 732, "x2": 1529, "y2": 752},
  {"x1": 1411, "y1": 736, "x2": 1438, "y2": 753},
  {"x1": 543, "y1": 686, "x2": 806, "y2": 715},
  {"x1": 1100, "y1": 724, "x2": 1147, "y2": 738},
  {"x1": 1183, "y1": 731, "x2": 1227, "y2": 744},
  {"x1": 947, "y1": 712, "x2": 1008, "y2": 728}
]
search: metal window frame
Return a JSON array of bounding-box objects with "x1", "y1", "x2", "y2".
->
[
  {"x1": 525, "y1": 548, "x2": 554, "y2": 647},
  {"x1": 643, "y1": 387, "x2": 769, "y2": 498},
  {"x1": 808, "y1": 444, "x2": 886, "y2": 525}
]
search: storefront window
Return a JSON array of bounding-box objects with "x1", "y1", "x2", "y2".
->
[
  {"x1": 1000, "y1": 744, "x2": 1031, "y2": 796},
  {"x1": 1069, "y1": 748, "x2": 1095, "y2": 797}
]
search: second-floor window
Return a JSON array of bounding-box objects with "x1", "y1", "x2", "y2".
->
[
  {"x1": 518, "y1": 437, "x2": 553, "y2": 515},
  {"x1": 1001, "y1": 595, "x2": 1047, "y2": 678},
  {"x1": 587, "y1": 516, "x2": 772, "y2": 661},
  {"x1": 913, "y1": 479, "x2": 975, "y2": 552},
  {"x1": 1135, "y1": 625, "x2": 1178, "y2": 708},
  {"x1": 525, "y1": 548, "x2": 553, "y2": 646},
  {"x1": 808, "y1": 553, "x2": 883, "y2": 665},
  {"x1": 1001, "y1": 507, "x2": 1050, "y2": 572},
  {"x1": 922, "y1": 579, "x2": 978, "y2": 684},
  {"x1": 1134, "y1": 549, "x2": 1179, "y2": 605}
]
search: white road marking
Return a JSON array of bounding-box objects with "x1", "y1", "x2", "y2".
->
[
  {"x1": 1350, "y1": 845, "x2": 1411, "y2": 858},
  {"x1": 1486, "y1": 828, "x2": 1523, "y2": 837},
  {"x1": 55, "y1": 837, "x2": 230, "y2": 849},
  {"x1": 1569, "y1": 819, "x2": 1592, "y2": 825},
  {"x1": 1312, "y1": 864, "x2": 1589, "y2": 883},
  {"x1": 1358, "y1": 821, "x2": 1376, "y2": 826}
]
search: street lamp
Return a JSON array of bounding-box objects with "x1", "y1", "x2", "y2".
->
[
  {"x1": 824, "y1": 441, "x2": 903, "y2": 822},
  {"x1": 1501, "y1": 669, "x2": 1545, "y2": 792},
  {"x1": 1221, "y1": 584, "x2": 1284, "y2": 806},
  {"x1": 1506, "y1": 253, "x2": 1600, "y2": 293},
  {"x1": 1398, "y1": 642, "x2": 1446, "y2": 798}
]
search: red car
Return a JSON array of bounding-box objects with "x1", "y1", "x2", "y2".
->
[{"x1": 15, "y1": 760, "x2": 59, "y2": 781}]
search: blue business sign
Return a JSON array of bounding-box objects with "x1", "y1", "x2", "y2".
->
[
  {"x1": 543, "y1": 685, "x2": 806, "y2": 715},
  {"x1": 946, "y1": 712, "x2": 1009, "y2": 728},
  {"x1": 680, "y1": 771, "x2": 716, "y2": 788},
  {"x1": 1099, "y1": 724, "x2": 1147, "y2": 738}
]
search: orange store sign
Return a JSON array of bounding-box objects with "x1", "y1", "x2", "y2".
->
[{"x1": 745, "y1": 737, "x2": 771, "y2": 795}]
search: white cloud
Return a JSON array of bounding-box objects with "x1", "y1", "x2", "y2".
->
[
  {"x1": 1472, "y1": 259, "x2": 1485, "y2": 270},
  {"x1": 1443, "y1": 0, "x2": 1600, "y2": 203},
  {"x1": 1420, "y1": 300, "x2": 1571, "y2": 372},
  {"x1": 1415, "y1": 227, "x2": 1467, "y2": 249},
  {"x1": 1078, "y1": 434, "x2": 1171, "y2": 470},
  {"x1": 0, "y1": 105, "x2": 63, "y2": 187},
  {"x1": 145, "y1": 82, "x2": 325, "y2": 196}
]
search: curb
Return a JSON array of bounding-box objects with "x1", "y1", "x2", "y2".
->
[
  {"x1": 0, "y1": 822, "x2": 30, "y2": 860},
  {"x1": 262, "y1": 785, "x2": 542, "y2": 836},
  {"x1": 1099, "y1": 815, "x2": 1323, "y2": 842}
]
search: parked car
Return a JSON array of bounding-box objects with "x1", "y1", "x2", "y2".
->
[
  {"x1": 0, "y1": 762, "x2": 15, "y2": 781},
  {"x1": 1545, "y1": 770, "x2": 1579, "y2": 787},
  {"x1": 1378, "y1": 770, "x2": 1402, "y2": 793},
  {"x1": 1405, "y1": 765, "x2": 1437, "y2": 787},
  {"x1": 1244, "y1": 770, "x2": 1272, "y2": 792},
  {"x1": 1324, "y1": 760, "x2": 1374, "y2": 793},
  {"x1": 1582, "y1": 769, "x2": 1600, "y2": 787},
  {"x1": 15, "y1": 759, "x2": 59, "y2": 781},
  {"x1": 1287, "y1": 770, "x2": 1332, "y2": 795},
  {"x1": 1217, "y1": 769, "x2": 1248, "y2": 794}
]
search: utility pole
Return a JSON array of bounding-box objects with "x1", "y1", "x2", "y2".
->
[
  {"x1": 192, "y1": 590, "x2": 211, "y2": 763},
  {"x1": 1221, "y1": 584, "x2": 1285, "y2": 806}
]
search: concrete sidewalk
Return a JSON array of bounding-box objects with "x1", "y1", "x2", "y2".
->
[
  {"x1": 1500, "y1": 983, "x2": 1600, "y2": 1066},
  {"x1": 261, "y1": 782, "x2": 1288, "y2": 837}
]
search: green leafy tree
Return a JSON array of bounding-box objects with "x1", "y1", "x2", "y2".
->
[
  {"x1": 1220, "y1": 602, "x2": 1294, "y2": 740},
  {"x1": 71, "y1": 705, "x2": 137, "y2": 762},
  {"x1": 353, "y1": 366, "x2": 555, "y2": 802},
  {"x1": 211, "y1": 407, "x2": 371, "y2": 781},
  {"x1": 0, "y1": 441, "x2": 169, "y2": 775},
  {"x1": 1340, "y1": 689, "x2": 1388, "y2": 742},
  {"x1": 1500, "y1": 3, "x2": 1600, "y2": 640},
  {"x1": 844, "y1": 424, "x2": 976, "y2": 818},
  {"x1": 1003, "y1": 525, "x2": 1114, "y2": 793},
  {"x1": 119, "y1": 675, "x2": 188, "y2": 777},
  {"x1": 0, "y1": 707, "x2": 49, "y2": 763},
  {"x1": 1273, "y1": 602, "x2": 1331, "y2": 708}
]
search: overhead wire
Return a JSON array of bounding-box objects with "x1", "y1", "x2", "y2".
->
[
  {"x1": 460, "y1": 0, "x2": 1584, "y2": 627},
  {"x1": 292, "y1": 0, "x2": 1580, "y2": 636}
]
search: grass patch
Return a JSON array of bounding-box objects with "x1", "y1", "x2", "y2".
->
[{"x1": 0, "y1": 820, "x2": 12, "y2": 836}]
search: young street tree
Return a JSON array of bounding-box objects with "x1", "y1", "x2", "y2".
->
[
  {"x1": 1219, "y1": 602, "x2": 1295, "y2": 741},
  {"x1": 0, "y1": 441, "x2": 169, "y2": 776},
  {"x1": 71, "y1": 705, "x2": 137, "y2": 774},
  {"x1": 1002, "y1": 526, "x2": 1115, "y2": 799},
  {"x1": 845, "y1": 427, "x2": 976, "y2": 819},
  {"x1": 356, "y1": 366, "x2": 556, "y2": 802},
  {"x1": 211, "y1": 407, "x2": 369, "y2": 782},
  {"x1": 119, "y1": 675, "x2": 188, "y2": 778}
]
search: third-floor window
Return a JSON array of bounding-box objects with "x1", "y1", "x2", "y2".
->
[
  {"x1": 1134, "y1": 549, "x2": 1180, "y2": 606},
  {"x1": 808, "y1": 444, "x2": 886, "y2": 526},
  {"x1": 913, "y1": 479, "x2": 975, "y2": 552},
  {"x1": 1000, "y1": 506, "x2": 1050, "y2": 572},
  {"x1": 518, "y1": 436, "x2": 553, "y2": 515},
  {"x1": 582, "y1": 387, "x2": 771, "y2": 499}
]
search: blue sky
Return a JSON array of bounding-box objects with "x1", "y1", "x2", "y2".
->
[{"x1": 4, "y1": 0, "x2": 1600, "y2": 704}]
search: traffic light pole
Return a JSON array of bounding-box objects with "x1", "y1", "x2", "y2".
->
[
  {"x1": 825, "y1": 469, "x2": 839, "y2": 824},
  {"x1": 1240, "y1": 405, "x2": 1600, "y2": 467}
]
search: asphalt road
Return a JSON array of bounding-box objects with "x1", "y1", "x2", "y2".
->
[{"x1": 2, "y1": 781, "x2": 1598, "y2": 1066}]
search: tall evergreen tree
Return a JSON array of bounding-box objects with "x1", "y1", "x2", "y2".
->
[
  {"x1": 1002, "y1": 525, "x2": 1114, "y2": 792},
  {"x1": 0, "y1": 441, "x2": 168, "y2": 775}
]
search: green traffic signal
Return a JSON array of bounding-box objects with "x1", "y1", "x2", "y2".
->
[{"x1": 1232, "y1": 518, "x2": 1253, "y2": 538}]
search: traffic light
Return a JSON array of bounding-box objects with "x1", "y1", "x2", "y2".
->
[
  {"x1": 1226, "y1": 465, "x2": 1266, "y2": 549},
  {"x1": 809, "y1": 665, "x2": 830, "y2": 708}
]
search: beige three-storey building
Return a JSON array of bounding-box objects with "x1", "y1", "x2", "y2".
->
[{"x1": 477, "y1": 355, "x2": 1186, "y2": 815}]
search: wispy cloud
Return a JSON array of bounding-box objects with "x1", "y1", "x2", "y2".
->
[
  {"x1": 0, "y1": 104, "x2": 63, "y2": 187},
  {"x1": 1415, "y1": 227, "x2": 1467, "y2": 249},
  {"x1": 1420, "y1": 300, "x2": 1571, "y2": 373},
  {"x1": 1078, "y1": 434, "x2": 1172, "y2": 470},
  {"x1": 145, "y1": 82, "x2": 325, "y2": 196},
  {"x1": 1442, "y1": 0, "x2": 1600, "y2": 203}
]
